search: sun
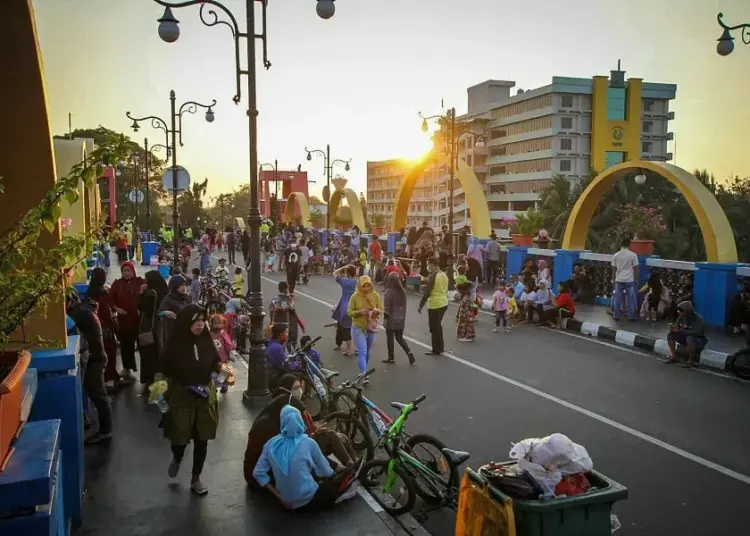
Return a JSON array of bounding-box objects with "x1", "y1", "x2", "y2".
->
[{"x1": 398, "y1": 133, "x2": 434, "y2": 163}]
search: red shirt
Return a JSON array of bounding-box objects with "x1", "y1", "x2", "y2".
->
[
  {"x1": 109, "y1": 276, "x2": 145, "y2": 329},
  {"x1": 368, "y1": 241, "x2": 382, "y2": 261},
  {"x1": 556, "y1": 292, "x2": 575, "y2": 316}
]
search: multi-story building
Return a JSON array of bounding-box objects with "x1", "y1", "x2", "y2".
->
[{"x1": 367, "y1": 64, "x2": 676, "y2": 234}]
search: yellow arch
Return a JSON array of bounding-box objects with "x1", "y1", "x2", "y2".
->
[
  {"x1": 284, "y1": 192, "x2": 311, "y2": 227},
  {"x1": 330, "y1": 188, "x2": 366, "y2": 230},
  {"x1": 562, "y1": 160, "x2": 738, "y2": 262},
  {"x1": 392, "y1": 151, "x2": 491, "y2": 238}
]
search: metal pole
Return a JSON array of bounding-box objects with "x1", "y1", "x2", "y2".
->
[
  {"x1": 134, "y1": 157, "x2": 140, "y2": 224},
  {"x1": 274, "y1": 158, "x2": 278, "y2": 197},
  {"x1": 326, "y1": 144, "x2": 331, "y2": 230},
  {"x1": 170, "y1": 89, "x2": 179, "y2": 266},
  {"x1": 144, "y1": 137, "x2": 152, "y2": 237},
  {"x1": 244, "y1": 0, "x2": 268, "y2": 405},
  {"x1": 448, "y1": 108, "x2": 455, "y2": 259}
]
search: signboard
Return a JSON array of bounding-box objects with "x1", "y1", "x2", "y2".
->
[
  {"x1": 128, "y1": 189, "x2": 144, "y2": 204},
  {"x1": 162, "y1": 165, "x2": 191, "y2": 193}
]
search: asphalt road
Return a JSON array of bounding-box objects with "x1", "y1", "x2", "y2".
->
[{"x1": 234, "y1": 260, "x2": 750, "y2": 536}]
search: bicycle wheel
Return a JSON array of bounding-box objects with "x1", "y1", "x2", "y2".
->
[
  {"x1": 727, "y1": 348, "x2": 750, "y2": 379},
  {"x1": 405, "y1": 433, "x2": 459, "y2": 504},
  {"x1": 302, "y1": 380, "x2": 324, "y2": 419},
  {"x1": 205, "y1": 299, "x2": 225, "y2": 315},
  {"x1": 360, "y1": 459, "x2": 416, "y2": 516},
  {"x1": 318, "y1": 411, "x2": 374, "y2": 461},
  {"x1": 331, "y1": 388, "x2": 358, "y2": 414}
]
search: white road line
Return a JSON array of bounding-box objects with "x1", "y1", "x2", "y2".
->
[{"x1": 265, "y1": 276, "x2": 750, "y2": 487}]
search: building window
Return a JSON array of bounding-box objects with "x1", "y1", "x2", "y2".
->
[
  {"x1": 560, "y1": 117, "x2": 573, "y2": 130},
  {"x1": 561, "y1": 95, "x2": 574, "y2": 108},
  {"x1": 643, "y1": 121, "x2": 653, "y2": 133},
  {"x1": 642, "y1": 141, "x2": 653, "y2": 153},
  {"x1": 644, "y1": 99, "x2": 654, "y2": 112},
  {"x1": 560, "y1": 138, "x2": 573, "y2": 151},
  {"x1": 560, "y1": 159, "x2": 572, "y2": 172}
]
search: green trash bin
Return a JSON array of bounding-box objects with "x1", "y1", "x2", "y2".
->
[{"x1": 473, "y1": 463, "x2": 628, "y2": 536}]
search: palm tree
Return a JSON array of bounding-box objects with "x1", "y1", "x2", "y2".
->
[{"x1": 539, "y1": 175, "x2": 572, "y2": 240}]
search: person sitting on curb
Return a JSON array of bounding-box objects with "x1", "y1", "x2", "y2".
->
[{"x1": 666, "y1": 301, "x2": 707, "y2": 368}]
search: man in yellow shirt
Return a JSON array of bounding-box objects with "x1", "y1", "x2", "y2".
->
[{"x1": 417, "y1": 257, "x2": 449, "y2": 355}]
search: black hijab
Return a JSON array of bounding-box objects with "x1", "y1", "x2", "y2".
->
[
  {"x1": 145, "y1": 270, "x2": 168, "y2": 308},
  {"x1": 161, "y1": 304, "x2": 218, "y2": 385},
  {"x1": 84, "y1": 267, "x2": 107, "y2": 301}
]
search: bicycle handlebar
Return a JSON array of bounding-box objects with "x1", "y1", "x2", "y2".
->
[{"x1": 413, "y1": 393, "x2": 427, "y2": 405}]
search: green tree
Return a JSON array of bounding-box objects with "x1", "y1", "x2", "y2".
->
[{"x1": 179, "y1": 178, "x2": 209, "y2": 230}]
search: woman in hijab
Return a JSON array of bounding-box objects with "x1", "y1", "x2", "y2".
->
[
  {"x1": 253, "y1": 405, "x2": 357, "y2": 511},
  {"x1": 331, "y1": 264, "x2": 358, "y2": 356},
  {"x1": 467, "y1": 237, "x2": 485, "y2": 282},
  {"x1": 383, "y1": 272, "x2": 415, "y2": 364},
  {"x1": 84, "y1": 267, "x2": 120, "y2": 386},
  {"x1": 138, "y1": 270, "x2": 169, "y2": 390},
  {"x1": 159, "y1": 275, "x2": 191, "y2": 315},
  {"x1": 109, "y1": 261, "x2": 145, "y2": 382},
  {"x1": 160, "y1": 304, "x2": 223, "y2": 495},
  {"x1": 347, "y1": 276, "x2": 382, "y2": 374}
]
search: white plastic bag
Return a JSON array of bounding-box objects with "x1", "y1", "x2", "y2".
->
[{"x1": 509, "y1": 433, "x2": 593, "y2": 498}]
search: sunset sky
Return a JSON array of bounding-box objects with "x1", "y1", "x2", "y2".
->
[{"x1": 33, "y1": 0, "x2": 750, "y2": 200}]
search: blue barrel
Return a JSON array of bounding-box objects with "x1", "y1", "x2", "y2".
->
[{"x1": 141, "y1": 241, "x2": 159, "y2": 266}]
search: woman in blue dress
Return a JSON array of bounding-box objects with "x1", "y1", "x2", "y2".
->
[{"x1": 331, "y1": 264, "x2": 358, "y2": 356}]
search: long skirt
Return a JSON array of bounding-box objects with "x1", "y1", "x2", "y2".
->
[{"x1": 456, "y1": 299, "x2": 476, "y2": 340}]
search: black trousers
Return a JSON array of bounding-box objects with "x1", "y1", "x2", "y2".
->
[
  {"x1": 486, "y1": 260, "x2": 499, "y2": 285},
  {"x1": 228, "y1": 247, "x2": 236, "y2": 265},
  {"x1": 118, "y1": 328, "x2": 139, "y2": 371},
  {"x1": 386, "y1": 329, "x2": 412, "y2": 360},
  {"x1": 83, "y1": 357, "x2": 112, "y2": 434},
  {"x1": 298, "y1": 468, "x2": 356, "y2": 512},
  {"x1": 287, "y1": 269, "x2": 298, "y2": 295},
  {"x1": 138, "y1": 342, "x2": 159, "y2": 386},
  {"x1": 438, "y1": 252, "x2": 448, "y2": 271},
  {"x1": 427, "y1": 306, "x2": 448, "y2": 354},
  {"x1": 171, "y1": 440, "x2": 209, "y2": 477},
  {"x1": 336, "y1": 324, "x2": 351, "y2": 346}
]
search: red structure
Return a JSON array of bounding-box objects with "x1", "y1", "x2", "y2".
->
[
  {"x1": 98, "y1": 166, "x2": 117, "y2": 228},
  {"x1": 260, "y1": 168, "x2": 309, "y2": 221}
]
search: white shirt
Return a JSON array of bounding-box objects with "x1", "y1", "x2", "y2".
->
[
  {"x1": 520, "y1": 291, "x2": 536, "y2": 303},
  {"x1": 612, "y1": 248, "x2": 638, "y2": 283}
]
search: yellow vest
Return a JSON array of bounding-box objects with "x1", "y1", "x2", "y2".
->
[{"x1": 427, "y1": 271, "x2": 449, "y2": 309}]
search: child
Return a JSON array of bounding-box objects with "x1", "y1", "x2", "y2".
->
[
  {"x1": 209, "y1": 314, "x2": 235, "y2": 392},
  {"x1": 299, "y1": 334, "x2": 322, "y2": 369},
  {"x1": 216, "y1": 257, "x2": 230, "y2": 280},
  {"x1": 492, "y1": 280, "x2": 510, "y2": 333},
  {"x1": 506, "y1": 287, "x2": 518, "y2": 328},
  {"x1": 323, "y1": 251, "x2": 332, "y2": 275},
  {"x1": 232, "y1": 266, "x2": 245, "y2": 296},
  {"x1": 265, "y1": 251, "x2": 276, "y2": 273},
  {"x1": 190, "y1": 267, "x2": 202, "y2": 302},
  {"x1": 520, "y1": 284, "x2": 537, "y2": 323},
  {"x1": 455, "y1": 275, "x2": 475, "y2": 342},
  {"x1": 269, "y1": 281, "x2": 305, "y2": 349}
]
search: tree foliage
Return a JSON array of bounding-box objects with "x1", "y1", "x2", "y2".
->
[
  {"x1": 179, "y1": 177, "x2": 209, "y2": 230},
  {"x1": 1, "y1": 133, "x2": 132, "y2": 349}
]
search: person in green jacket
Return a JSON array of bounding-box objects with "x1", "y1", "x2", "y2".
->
[
  {"x1": 347, "y1": 275, "x2": 382, "y2": 374},
  {"x1": 417, "y1": 257, "x2": 449, "y2": 355}
]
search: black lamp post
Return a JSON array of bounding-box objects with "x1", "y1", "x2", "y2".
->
[
  {"x1": 150, "y1": 0, "x2": 339, "y2": 406},
  {"x1": 716, "y1": 13, "x2": 750, "y2": 56},
  {"x1": 419, "y1": 108, "x2": 486, "y2": 259},
  {"x1": 260, "y1": 159, "x2": 280, "y2": 224},
  {"x1": 144, "y1": 138, "x2": 172, "y2": 237},
  {"x1": 304, "y1": 145, "x2": 351, "y2": 230},
  {"x1": 126, "y1": 91, "x2": 216, "y2": 265}
]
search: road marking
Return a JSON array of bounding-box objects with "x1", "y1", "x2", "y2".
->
[{"x1": 266, "y1": 276, "x2": 750, "y2": 487}]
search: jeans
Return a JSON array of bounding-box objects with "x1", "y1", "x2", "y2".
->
[
  {"x1": 427, "y1": 306, "x2": 448, "y2": 354},
  {"x1": 351, "y1": 326, "x2": 375, "y2": 373},
  {"x1": 613, "y1": 281, "x2": 637, "y2": 320}
]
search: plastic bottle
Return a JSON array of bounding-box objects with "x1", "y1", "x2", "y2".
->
[
  {"x1": 216, "y1": 371, "x2": 227, "y2": 385},
  {"x1": 155, "y1": 394, "x2": 169, "y2": 413},
  {"x1": 371, "y1": 412, "x2": 388, "y2": 435}
]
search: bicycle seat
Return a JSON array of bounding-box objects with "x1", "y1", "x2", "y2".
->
[
  {"x1": 321, "y1": 368, "x2": 339, "y2": 381},
  {"x1": 390, "y1": 401, "x2": 413, "y2": 412},
  {"x1": 441, "y1": 448, "x2": 470, "y2": 466}
]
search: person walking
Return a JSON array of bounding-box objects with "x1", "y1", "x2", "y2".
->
[
  {"x1": 332, "y1": 264, "x2": 357, "y2": 356},
  {"x1": 241, "y1": 230, "x2": 251, "y2": 268},
  {"x1": 109, "y1": 261, "x2": 145, "y2": 382},
  {"x1": 84, "y1": 268, "x2": 121, "y2": 388},
  {"x1": 138, "y1": 270, "x2": 169, "y2": 391},
  {"x1": 382, "y1": 272, "x2": 415, "y2": 364},
  {"x1": 485, "y1": 236, "x2": 502, "y2": 285},
  {"x1": 160, "y1": 304, "x2": 223, "y2": 495},
  {"x1": 226, "y1": 228, "x2": 236, "y2": 265},
  {"x1": 283, "y1": 243, "x2": 301, "y2": 295},
  {"x1": 611, "y1": 236, "x2": 639, "y2": 321},
  {"x1": 347, "y1": 275, "x2": 382, "y2": 374},
  {"x1": 417, "y1": 257, "x2": 449, "y2": 355}
]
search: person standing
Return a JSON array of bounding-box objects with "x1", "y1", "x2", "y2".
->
[
  {"x1": 611, "y1": 236, "x2": 639, "y2": 321},
  {"x1": 347, "y1": 276, "x2": 382, "y2": 374},
  {"x1": 284, "y1": 243, "x2": 301, "y2": 295},
  {"x1": 368, "y1": 235, "x2": 383, "y2": 282},
  {"x1": 417, "y1": 257, "x2": 449, "y2": 355},
  {"x1": 382, "y1": 272, "x2": 415, "y2": 364},
  {"x1": 84, "y1": 268, "x2": 121, "y2": 388},
  {"x1": 226, "y1": 229, "x2": 236, "y2": 265},
  {"x1": 138, "y1": 270, "x2": 169, "y2": 391},
  {"x1": 438, "y1": 225, "x2": 451, "y2": 271},
  {"x1": 485, "y1": 236, "x2": 502, "y2": 286},
  {"x1": 160, "y1": 304, "x2": 223, "y2": 495},
  {"x1": 109, "y1": 261, "x2": 145, "y2": 382},
  {"x1": 241, "y1": 230, "x2": 251, "y2": 268},
  {"x1": 332, "y1": 265, "x2": 357, "y2": 356}
]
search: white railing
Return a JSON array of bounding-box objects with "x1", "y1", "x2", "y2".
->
[
  {"x1": 580, "y1": 252, "x2": 613, "y2": 263},
  {"x1": 526, "y1": 247, "x2": 556, "y2": 257},
  {"x1": 737, "y1": 266, "x2": 750, "y2": 278},
  {"x1": 646, "y1": 258, "x2": 696, "y2": 271}
]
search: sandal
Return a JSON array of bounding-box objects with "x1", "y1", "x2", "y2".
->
[{"x1": 664, "y1": 357, "x2": 678, "y2": 364}]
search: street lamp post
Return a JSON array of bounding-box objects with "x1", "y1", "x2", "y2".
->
[
  {"x1": 150, "y1": 0, "x2": 338, "y2": 406},
  {"x1": 304, "y1": 145, "x2": 351, "y2": 230},
  {"x1": 126, "y1": 90, "x2": 216, "y2": 265},
  {"x1": 260, "y1": 159, "x2": 279, "y2": 223},
  {"x1": 144, "y1": 138, "x2": 172, "y2": 237},
  {"x1": 716, "y1": 13, "x2": 750, "y2": 56},
  {"x1": 419, "y1": 108, "x2": 486, "y2": 260}
]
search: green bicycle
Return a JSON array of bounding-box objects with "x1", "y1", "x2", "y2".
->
[{"x1": 359, "y1": 394, "x2": 470, "y2": 517}]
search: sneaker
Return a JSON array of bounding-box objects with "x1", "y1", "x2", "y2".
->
[
  {"x1": 492, "y1": 327, "x2": 499, "y2": 333},
  {"x1": 168, "y1": 458, "x2": 182, "y2": 478},
  {"x1": 84, "y1": 432, "x2": 112, "y2": 445},
  {"x1": 335, "y1": 482, "x2": 359, "y2": 503},
  {"x1": 505, "y1": 328, "x2": 511, "y2": 333},
  {"x1": 407, "y1": 353, "x2": 415, "y2": 365},
  {"x1": 191, "y1": 477, "x2": 208, "y2": 495}
]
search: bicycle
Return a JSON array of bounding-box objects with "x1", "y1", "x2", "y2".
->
[
  {"x1": 332, "y1": 371, "x2": 458, "y2": 505},
  {"x1": 359, "y1": 393, "x2": 470, "y2": 518}
]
